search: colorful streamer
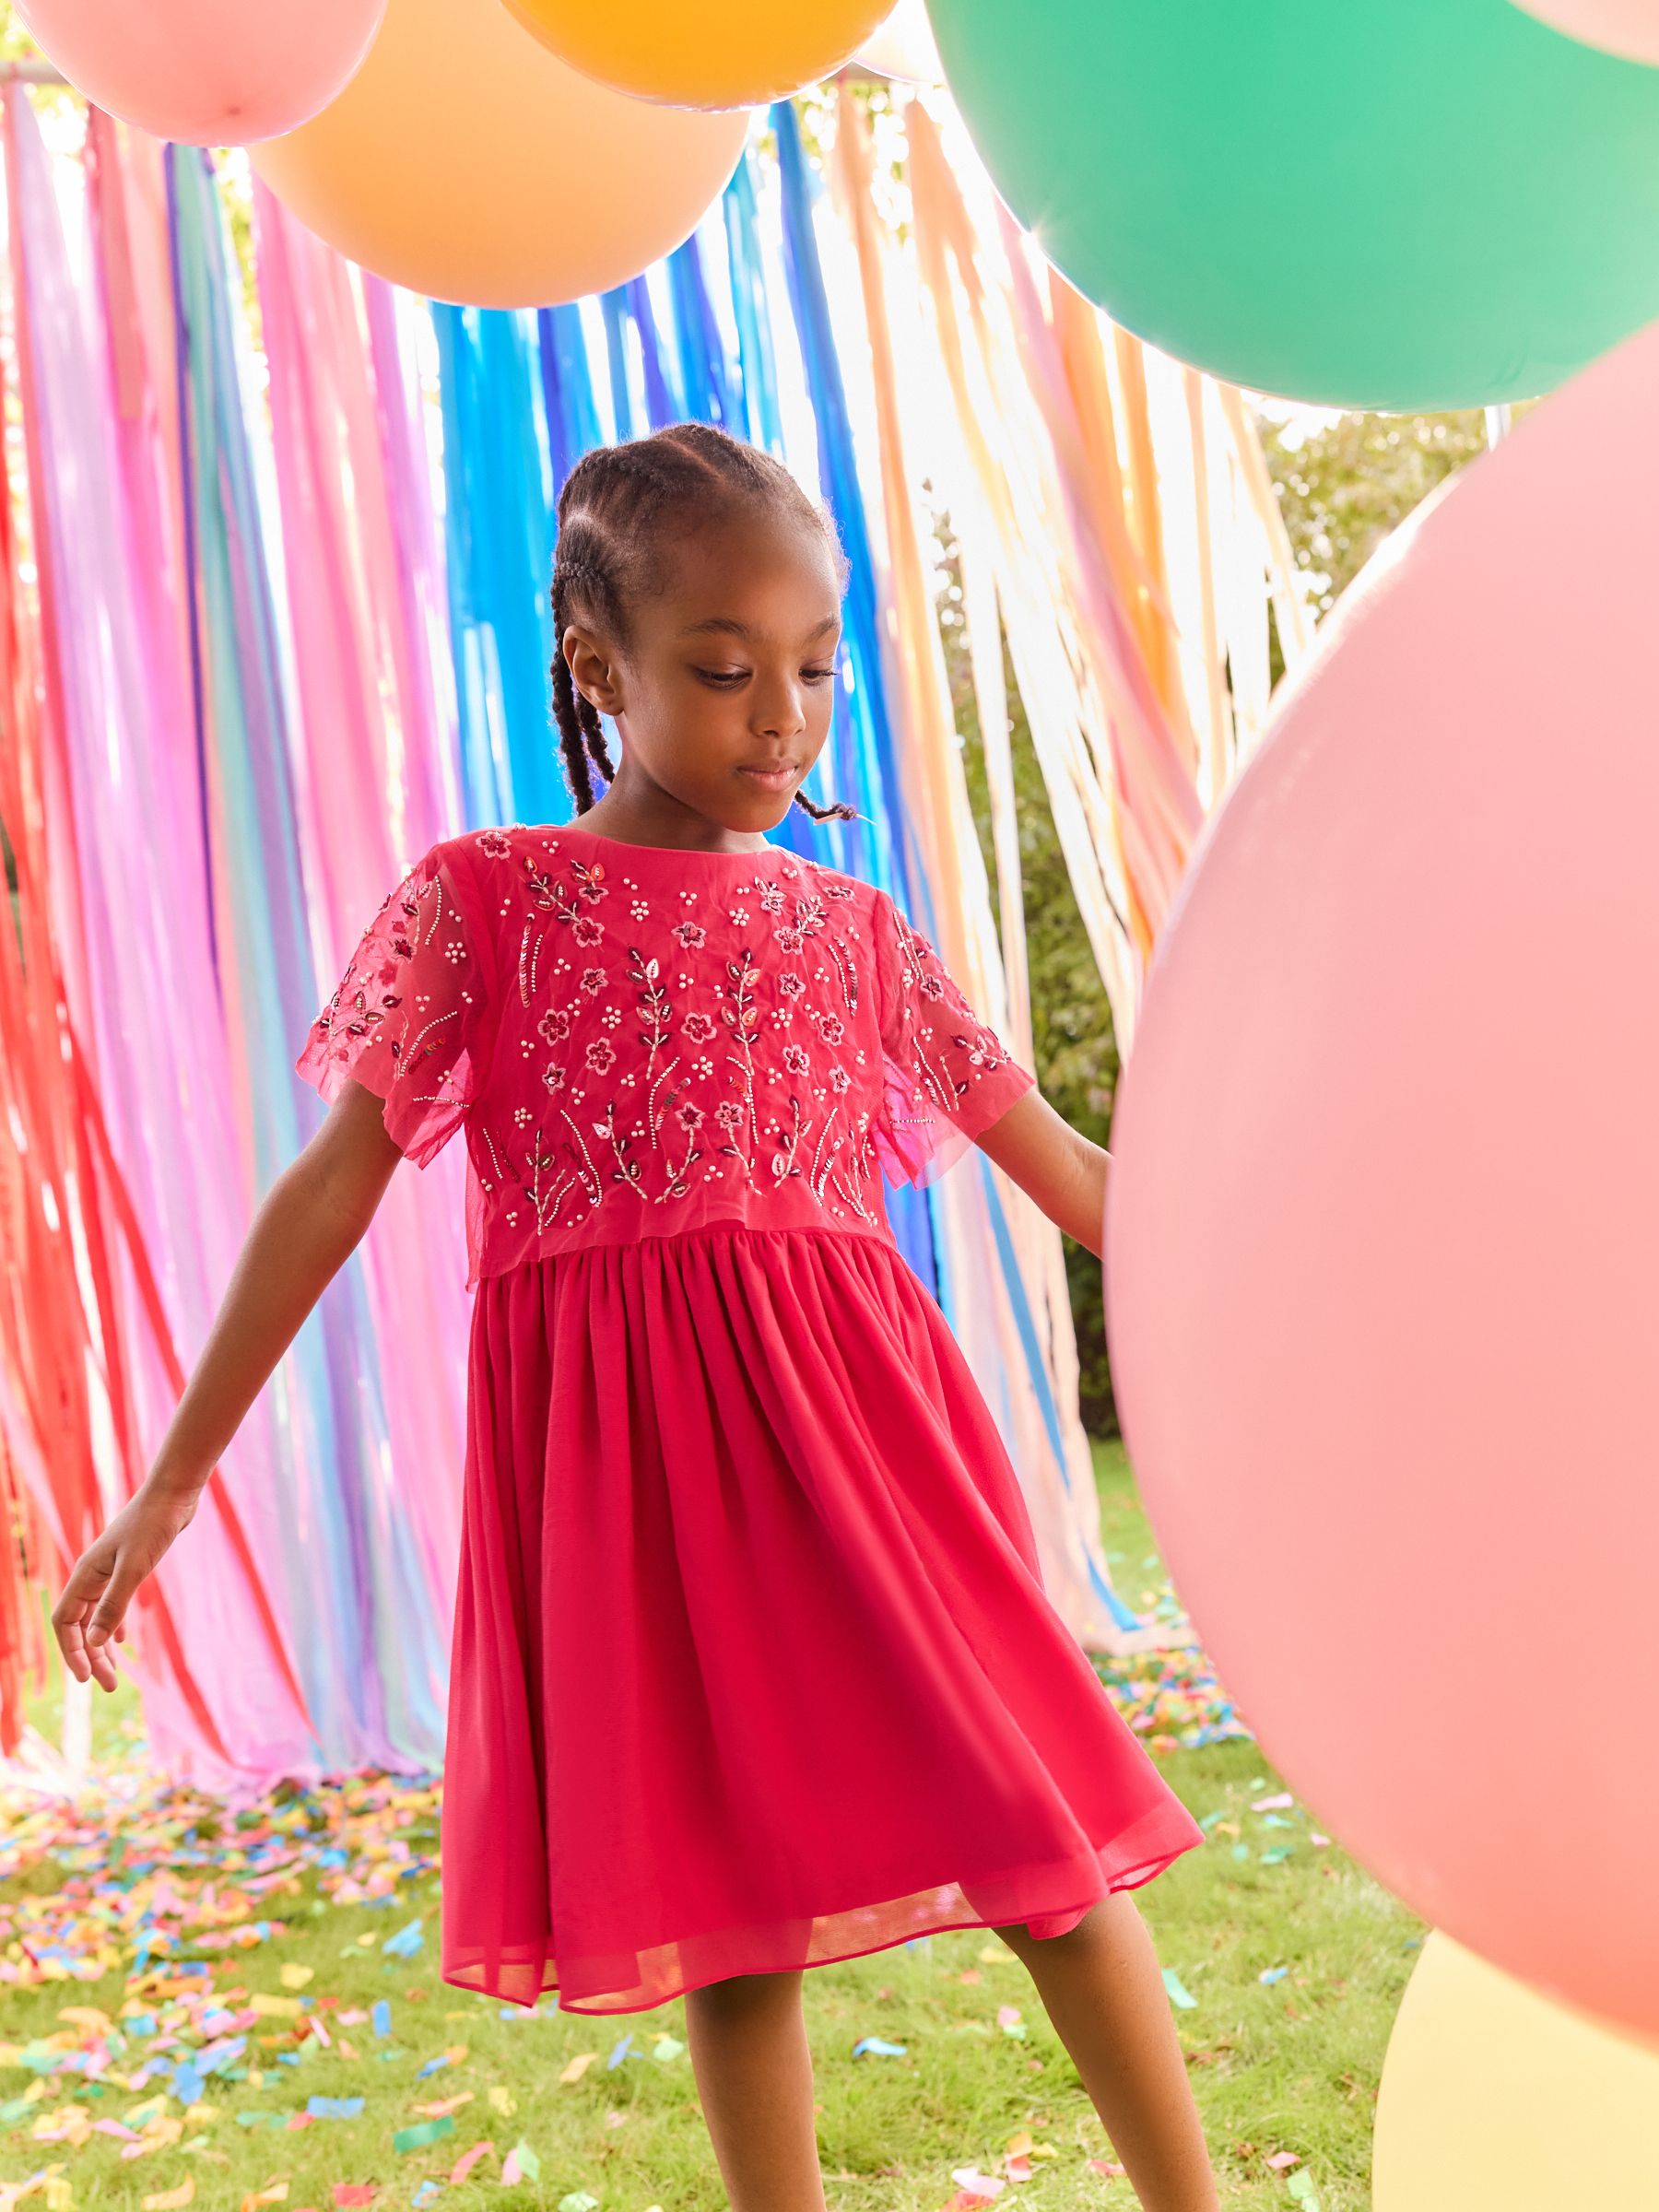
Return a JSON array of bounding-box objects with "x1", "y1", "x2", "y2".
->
[{"x1": 0, "y1": 79, "x2": 1312, "y2": 1783}]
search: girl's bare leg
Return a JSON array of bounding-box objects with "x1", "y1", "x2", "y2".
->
[
  {"x1": 994, "y1": 1892, "x2": 1218, "y2": 2212},
  {"x1": 685, "y1": 1968, "x2": 828, "y2": 2212}
]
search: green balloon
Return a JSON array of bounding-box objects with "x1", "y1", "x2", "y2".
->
[{"x1": 925, "y1": 0, "x2": 1659, "y2": 407}]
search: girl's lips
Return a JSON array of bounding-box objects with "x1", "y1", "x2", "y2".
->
[{"x1": 738, "y1": 765, "x2": 796, "y2": 789}]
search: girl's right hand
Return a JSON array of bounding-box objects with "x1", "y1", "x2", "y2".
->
[{"x1": 52, "y1": 1479, "x2": 203, "y2": 1693}]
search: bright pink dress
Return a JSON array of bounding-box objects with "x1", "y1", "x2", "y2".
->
[{"x1": 295, "y1": 818, "x2": 1203, "y2": 2016}]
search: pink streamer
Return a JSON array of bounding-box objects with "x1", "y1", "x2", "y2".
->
[{"x1": 10, "y1": 98, "x2": 315, "y2": 1785}]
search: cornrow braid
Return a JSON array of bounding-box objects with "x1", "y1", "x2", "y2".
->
[{"x1": 548, "y1": 422, "x2": 860, "y2": 829}]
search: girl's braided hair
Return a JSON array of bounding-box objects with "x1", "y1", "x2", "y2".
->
[{"x1": 549, "y1": 422, "x2": 858, "y2": 824}]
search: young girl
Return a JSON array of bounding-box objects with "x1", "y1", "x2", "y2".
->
[{"x1": 53, "y1": 424, "x2": 1218, "y2": 2211}]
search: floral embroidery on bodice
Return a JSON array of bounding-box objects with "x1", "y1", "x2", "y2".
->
[{"x1": 296, "y1": 820, "x2": 1035, "y2": 1288}]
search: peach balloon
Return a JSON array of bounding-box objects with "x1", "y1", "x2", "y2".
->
[
  {"x1": 14, "y1": 0, "x2": 384, "y2": 146},
  {"x1": 1512, "y1": 0, "x2": 1659, "y2": 64},
  {"x1": 251, "y1": 0, "x2": 749, "y2": 308},
  {"x1": 496, "y1": 0, "x2": 895, "y2": 108},
  {"x1": 1105, "y1": 318, "x2": 1659, "y2": 2042}
]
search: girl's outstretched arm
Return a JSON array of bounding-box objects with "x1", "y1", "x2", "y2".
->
[
  {"x1": 52, "y1": 1079, "x2": 406, "y2": 1693},
  {"x1": 974, "y1": 1088, "x2": 1111, "y2": 1258}
]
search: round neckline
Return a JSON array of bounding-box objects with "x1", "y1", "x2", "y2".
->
[{"x1": 563, "y1": 819, "x2": 782, "y2": 863}]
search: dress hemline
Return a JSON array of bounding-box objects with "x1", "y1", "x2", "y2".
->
[{"x1": 440, "y1": 1832, "x2": 1202, "y2": 2018}]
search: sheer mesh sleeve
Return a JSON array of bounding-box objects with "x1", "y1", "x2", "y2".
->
[
  {"x1": 295, "y1": 837, "x2": 494, "y2": 1168},
  {"x1": 868, "y1": 884, "x2": 1037, "y2": 1190}
]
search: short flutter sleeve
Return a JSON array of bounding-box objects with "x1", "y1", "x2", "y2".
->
[
  {"x1": 868, "y1": 883, "x2": 1037, "y2": 1190},
  {"x1": 295, "y1": 838, "x2": 494, "y2": 1168}
]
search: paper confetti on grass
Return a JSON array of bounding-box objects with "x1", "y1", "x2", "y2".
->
[
  {"x1": 382, "y1": 1918, "x2": 424, "y2": 1959},
  {"x1": 448, "y1": 2139, "x2": 495, "y2": 2184},
  {"x1": 415, "y1": 2091, "x2": 476, "y2": 2118},
  {"x1": 606, "y1": 2033, "x2": 634, "y2": 2067},
  {"x1": 1090, "y1": 1630, "x2": 1253, "y2": 1754},
  {"x1": 501, "y1": 2139, "x2": 542, "y2": 2185},
  {"x1": 559, "y1": 2052, "x2": 599, "y2": 2084},
  {"x1": 1259, "y1": 1966, "x2": 1289, "y2": 1984},
  {"x1": 141, "y1": 2183, "x2": 195, "y2": 2209},
  {"x1": 415, "y1": 2043, "x2": 465, "y2": 2078},
  {"x1": 1162, "y1": 1968, "x2": 1198, "y2": 2008},
  {"x1": 249, "y1": 1994, "x2": 301, "y2": 2019},
  {"x1": 950, "y1": 2166, "x2": 1006, "y2": 2197},
  {"x1": 1287, "y1": 2170, "x2": 1323, "y2": 2208},
  {"x1": 852, "y1": 2035, "x2": 908, "y2": 2057},
  {"x1": 559, "y1": 2194, "x2": 600, "y2": 2212},
  {"x1": 651, "y1": 2034, "x2": 685, "y2": 2062},
  {"x1": 392, "y1": 2114, "x2": 455, "y2": 2154}
]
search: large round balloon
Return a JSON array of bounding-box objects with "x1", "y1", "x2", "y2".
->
[
  {"x1": 926, "y1": 0, "x2": 1659, "y2": 407},
  {"x1": 251, "y1": 0, "x2": 748, "y2": 308},
  {"x1": 497, "y1": 0, "x2": 894, "y2": 108},
  {"x1": 1512, "y1": 0, "x2": 1659, "y2": 63},
  {"x1": 14, "y1": 0, "x2": 384, "y2": 145},
  {"x1": 1103, "y1": 317, "x2": 1659, "y2": 2041},
  {"x1": 1373, "y1": 1935, "x2": 1659, "y2": 2206}
]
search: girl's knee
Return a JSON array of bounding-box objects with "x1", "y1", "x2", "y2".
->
[
  {"x1": 992, "y1": 1901, "x2": 1109, "y2": 1958},
  {"x1": 686, "y1": 1967, "x2": 803, "y2": 2010}
]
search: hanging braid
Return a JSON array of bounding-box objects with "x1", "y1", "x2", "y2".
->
[{"x1": 549, "y1": 423, "x2": 859, "y2": 826}]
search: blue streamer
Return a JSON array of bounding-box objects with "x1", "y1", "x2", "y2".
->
[
  {"x1": 431, "y1": 303, "x2": 562, "y2": 830},
  {"x1": 769, "y1": 101, "x2": 942, "y2": 1287},
  {"x1": 666, "y1": 229, "x2": 742, "y2": 430},
  {"x1": 977, "y1": 1154, "x2": 1145, "y2": 1634},
  {"x1": 536, "y1": 303, "x2": 603, "y2": 512}
]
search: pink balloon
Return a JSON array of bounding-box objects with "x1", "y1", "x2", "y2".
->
[
  {"x1": 1512, "y1": 0, "x2": 1659, "y2": 65},
  {"x1": 14, "y1": 0, "x2": 386, "y2": 146},
  {"x1": 1105, "y1": 318, "x2": 1659, "y2": 2043}
]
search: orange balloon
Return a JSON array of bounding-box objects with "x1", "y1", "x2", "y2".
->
[
  {"x1": 496, "y1": 0, "x2": 895, "y2": 108},
  {"x1": 250, "y1": 0, "x2": 749, "y2": 309}
]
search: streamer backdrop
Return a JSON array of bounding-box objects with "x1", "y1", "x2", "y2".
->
[{"x1": 0, "y1": 77, "x2": 1311, "y2": 1788}]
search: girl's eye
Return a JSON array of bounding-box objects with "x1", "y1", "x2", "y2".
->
[{"x1": 695, "y1": 667, "x2": 840, "y2": 687}]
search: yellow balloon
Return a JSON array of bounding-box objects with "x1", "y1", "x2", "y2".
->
[
  {"x1": 251, "y1": 0, "x2": 749, "y2": 309},
  {"x1": 1373, "y1": 1932, "x2": 1659, "y2": 2209},
  {"x1": 496, "y1": 0, "x2": 896, "y2": 109}
]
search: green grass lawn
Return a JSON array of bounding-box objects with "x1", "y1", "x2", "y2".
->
[{"x1": 1, "y1": 1443, "x2": 1420, "y2": 2211}]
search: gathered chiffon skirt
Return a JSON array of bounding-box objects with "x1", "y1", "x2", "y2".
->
[{"x1": 439, "y1": 1222, "x2": 1204, "y2": 2016}]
